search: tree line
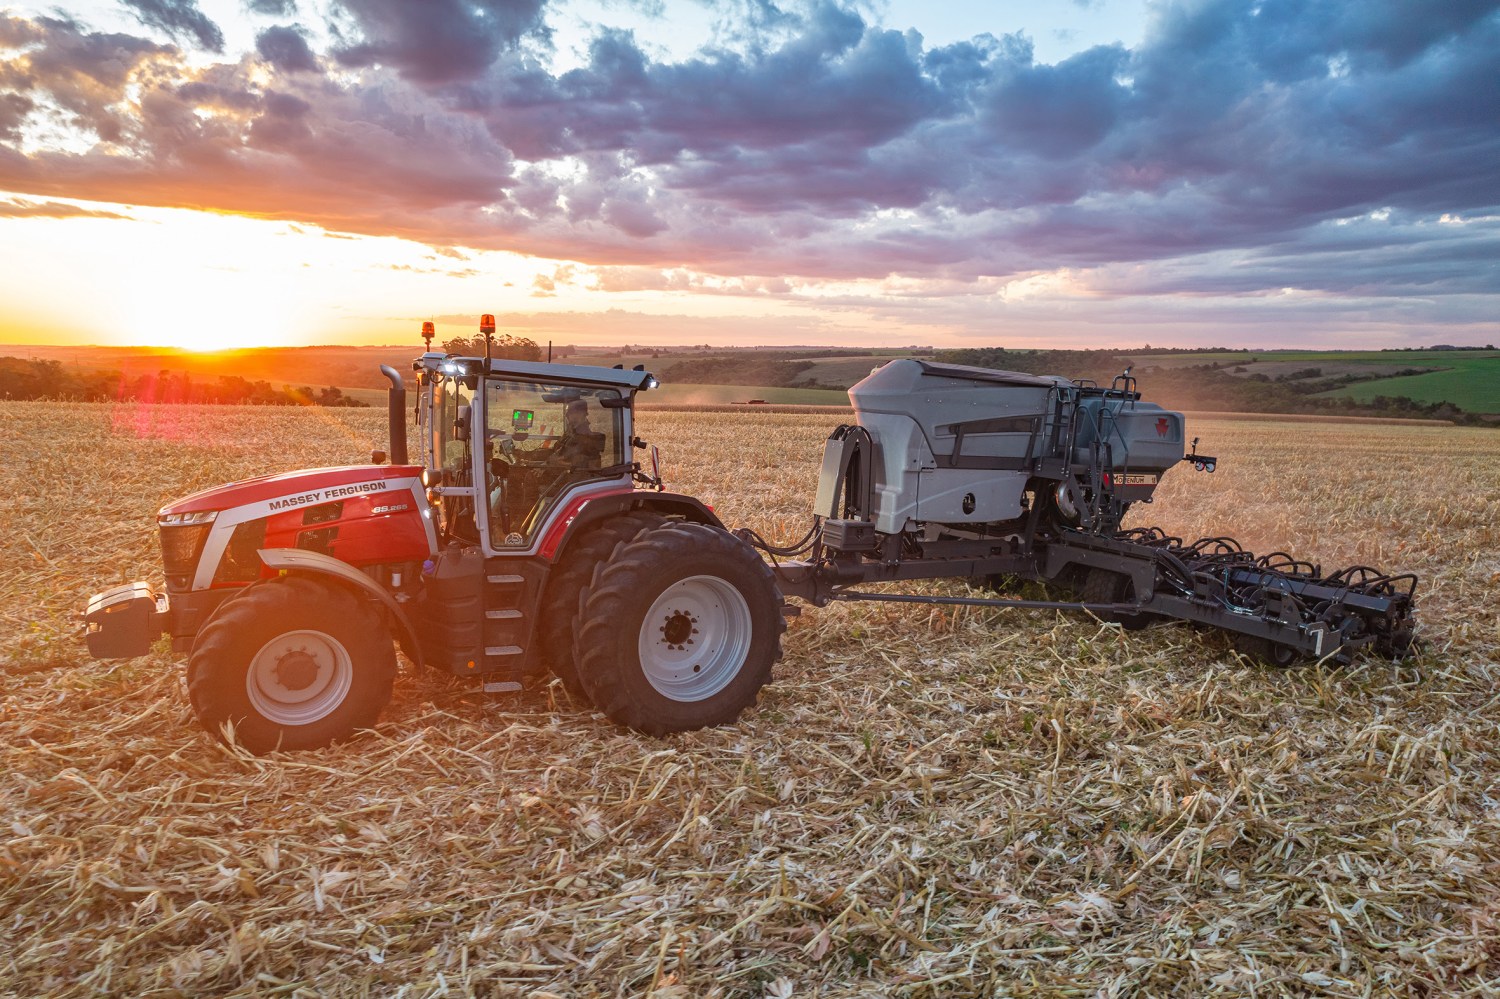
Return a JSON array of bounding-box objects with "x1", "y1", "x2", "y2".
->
[{"x1": 0, "y1": 357, "x2": 368, "y2": 407}]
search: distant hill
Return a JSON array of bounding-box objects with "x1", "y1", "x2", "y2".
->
[{"x1": 2, "y1": 343, "x2": 1492, "y2": 421}]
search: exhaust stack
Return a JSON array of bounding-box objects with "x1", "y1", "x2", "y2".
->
[{"x1": 379, "y1": 364, "x2": 408, "y2": 465}]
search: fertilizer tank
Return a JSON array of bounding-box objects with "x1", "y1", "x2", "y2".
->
[{"x1": 842, "y1": 359, "x2": 1186, "y2": 535}]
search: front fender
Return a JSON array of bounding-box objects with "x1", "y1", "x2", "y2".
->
[{"x1": 256, "y1": 549, "x2": 423, "y2": 667}]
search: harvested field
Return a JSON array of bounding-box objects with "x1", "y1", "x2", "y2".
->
[{"x1": 2, "y1": 401, "x2": 1499, "y2": 997}]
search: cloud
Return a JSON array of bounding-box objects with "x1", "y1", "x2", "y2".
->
[
  {"x1": 255, "y1": 25, "x2": 317, "y2": 73},
  {"x1": 0, "y1": 0, "x2": 1496, "y2": 343},
  {"x1": 0, "y1": 197, "x2": 128, "y2": 219},
  {"x1": 0, "y1": 92, "x2": 33, "y2": 143},
  {"x1": 385, "y1": 263, "x2": 481, "y2": 277},
  {"x1": 330, "y1": 0, "x2": 549, "y2": 84},
  {"x1": 119, "y1": 0, "x2": 225, "y2": 53},
  {"x1": 245, "y1": 0, "x2": 298, "y2": 14}
]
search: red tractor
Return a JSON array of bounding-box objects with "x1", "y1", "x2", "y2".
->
[{"x1": 84, "y1": 320, "x2": 785, "y2": 753}]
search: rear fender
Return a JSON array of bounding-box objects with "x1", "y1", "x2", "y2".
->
[
  {"x1": 544, "y1": 492, "x2": 722, "y2": 561},
  {"x1": 255, "y1": 549, "x2": 423, "y2": 667}
]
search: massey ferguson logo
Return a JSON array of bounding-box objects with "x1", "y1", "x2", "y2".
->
[
  {"x1": 1156, "y1": 417, "x2": 1171, "y2": 437},
  {"x1": 268, "y1": 481, "x2": 385, "y2": 511}
]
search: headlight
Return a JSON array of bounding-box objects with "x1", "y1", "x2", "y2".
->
[{"x1": 158, "y1": 510, "x2": 218, "y2": 527}]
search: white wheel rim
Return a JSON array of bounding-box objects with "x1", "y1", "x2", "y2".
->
[
  {"x1": 637, "y1": 575, "x2": 753, "y2": 702},
  {"x1": 245, "y1": 629, "x2": 355, "y2": 727}
]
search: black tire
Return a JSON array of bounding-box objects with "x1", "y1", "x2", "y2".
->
[
  {"x1": 187, "y1": 575, "x2": 396, "y2": 754},
  {"x1": 1080, "y1": 567, "x2": 1158, "y2": 631},
  {"x1": 575, "y1": 522, "x2": 785, "y2": 735},
  {"x1": 534, "y1": 511, "x2": 667, "y2": 699},
  {"x1": 1234, "y1": 634, "x2": 1302, "y2": 668}
]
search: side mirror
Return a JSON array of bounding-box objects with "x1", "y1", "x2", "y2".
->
[{"x1": 455, "y1": 404, "x2": 471, "y2": 442}]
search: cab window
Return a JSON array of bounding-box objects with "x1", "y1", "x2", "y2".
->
[{"x1": 484, "y1": 381, "x2": 625, "y2": 547}]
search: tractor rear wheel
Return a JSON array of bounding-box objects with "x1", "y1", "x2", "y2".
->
[
  {"x1": 575, "y1": 522, "x2": 784, "y2": 735},
  {"x1": 1080, "y1": 567, "x2": 1159, "y2": 631},
  {"x1": 187, "y1": 575, "x2": 396, "y2": 754},
  {"x1": 535, "y1": 511, "x2": 666, "y2": 700}
]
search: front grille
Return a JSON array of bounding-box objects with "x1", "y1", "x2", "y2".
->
[{"x1": 159, "y1": 524, "x2": 211, "y2": 590}]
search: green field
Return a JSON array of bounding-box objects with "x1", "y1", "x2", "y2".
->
[
  {"x1": 1129, "y1": 349, "x2": 1500, "y2": 413},
  {"x1": 1318, "y1": 360, "x2": 1500, "y2": 413}
]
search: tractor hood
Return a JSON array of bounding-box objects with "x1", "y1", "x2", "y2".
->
[{"x1": 159, "y1": 465, "x2": 426, "y2": 518}]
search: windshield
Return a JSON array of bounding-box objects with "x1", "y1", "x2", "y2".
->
[{"x1": 484, "y1": 380, "x2": 625, "y2": 547}]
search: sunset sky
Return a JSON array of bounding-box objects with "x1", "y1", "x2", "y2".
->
[{"x1": 1, "y1": 0, "x2": 1496, "y2": 351}]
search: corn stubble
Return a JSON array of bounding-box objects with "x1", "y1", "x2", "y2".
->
[{"x1": 2, "y1": 401, "x2": 1498, "y2": 997}]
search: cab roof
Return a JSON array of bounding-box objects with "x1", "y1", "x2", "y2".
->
[{"x1": 417, "y1": 353, "x2": 655, "y2": 391}]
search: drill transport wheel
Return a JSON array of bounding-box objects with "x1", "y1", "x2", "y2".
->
[
  {"x1": 187, "y1": 575, "x2": 397, "y2": 755},
  {"x1": 576, "y1": 522, "x2": 785, "y2": 735},
  {"x1": 1080, "y1": 567, "x2": 1158, "y2": 631},
  {"x1": 1234, "y1": 634, "x2": 1303, "y2": 668}
]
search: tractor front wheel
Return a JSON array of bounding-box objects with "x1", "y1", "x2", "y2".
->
[
  {"x1": 576, "y1": 523, "x2": 784, "y2": 735},
  {"x1": 187, "y1": 575, "x2": 397, "y2": 754}
]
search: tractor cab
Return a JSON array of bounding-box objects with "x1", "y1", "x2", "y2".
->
[{"x1": 412, "y1": 351, "x2": 659, "y2": 556}]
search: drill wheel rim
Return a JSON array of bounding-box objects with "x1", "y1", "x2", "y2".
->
[{"x1": 637, "y1": 575, "x2": 753, "y2": 702}]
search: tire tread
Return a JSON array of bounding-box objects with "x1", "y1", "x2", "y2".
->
[{"x1": 535, "y1": 511, "x2": 666, "y2": 698}]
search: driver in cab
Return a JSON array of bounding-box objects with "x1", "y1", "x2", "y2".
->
[{"x1": 548, "y1": 399, "x2": 604, "y2": 469}]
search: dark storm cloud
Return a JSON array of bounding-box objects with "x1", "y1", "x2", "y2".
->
[
  {"x1": 119, "y1": 0, "x2": 225, "y2": 52},
  {"x1": 0, "y1": 0, "x2": 1497, "y2": 337},
  {"x1": 255, "y1": 25, "x2": 318, "y2": 72},
  {"x1": 331, "y1": 0, "x2": 549, "y2": 84}
]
